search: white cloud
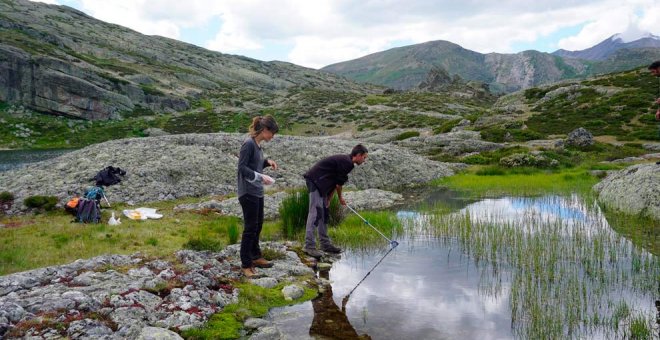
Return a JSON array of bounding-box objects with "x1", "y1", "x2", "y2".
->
[{"x1": 28, "y1": 0, "x2": 660, "y2": 68}]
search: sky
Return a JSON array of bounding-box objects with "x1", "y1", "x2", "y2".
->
[{"x1": 31, "y1": 0, "x2": 660, "y2": 69}]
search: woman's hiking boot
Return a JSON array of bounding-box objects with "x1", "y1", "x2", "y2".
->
[
  {"x1": 242, "y1": 267, "x2": 257, "y2": 278},
  {"x1": 253, "y1": 258, "x2": 273, "y2": 268}
]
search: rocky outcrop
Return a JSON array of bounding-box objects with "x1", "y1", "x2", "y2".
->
[
  {"x1": 593, "y1": 163, "x2": 660, "y2": 220},
  {"x1": 174, "y1": 189, "x2": 404, "y2": 219},
  {"x1": 0, "y1": 45, "x2": 188, "y2": 119},
  {"x1": 0, "y1": 0, "x2": 377, "y2": 120},
  {"x1": 393, "y1": 130, "x2": 504, "y2": 156},
  {"x1": 0, "y1": 133, "x2": 454, "y2": 213},
  {"x1": 0, "y1": 242, "x2": 314, "y2": 339}
]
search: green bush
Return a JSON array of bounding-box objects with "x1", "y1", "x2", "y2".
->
[
  {"x1": 279, "y1": 189, "x2": 343, "y2": 239},
  {"x1": 0, "y1": 191, "x2": 14, "y2": 202},
  {"x1": 475, "y1": 166, "x2": 506, "y2": 176},
  {"x1": 433, "y1": 119, "x2": 462, "y2": 134},
  {"x1": 395, "y1": 131, "x2": 420, "y2": 141},
  {"x1": 23, "y1": 195, "x2": 58, "y2": 211},
  {"x1": 182, "y1": 237, "x2": 223, "y2": 252},
  {"x1": 227, "y1": 221, "x2": 239, "y2": 245},
  {"x1": 279, "y1": 189, "x2": 309, "y2": 239}
]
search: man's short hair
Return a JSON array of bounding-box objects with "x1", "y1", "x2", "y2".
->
[
  {"x1": 351, "y1": 144, "x2": 368, "y2": 157},
  {"x1": 648, "y1": 60, "x2": 660, "y2": 70}
]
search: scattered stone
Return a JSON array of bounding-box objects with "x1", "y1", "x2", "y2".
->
[
  {"x1": 136, "y1": 327, "x2": 183, "y2": 340},
  {"x1": 0, "y1": 242, "x2": 312, "y2": 339},
  {"x1": 281, "y1": 285, "x2": 304, "y2": 301}
]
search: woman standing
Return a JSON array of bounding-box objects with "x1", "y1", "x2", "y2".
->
[{"x1": 237, "y1": 115, "x2": 279, "y2": 277}]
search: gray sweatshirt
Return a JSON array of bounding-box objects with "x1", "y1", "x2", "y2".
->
[{"x1": 237, "y1": 137, "x2": 270, "y2": 198}]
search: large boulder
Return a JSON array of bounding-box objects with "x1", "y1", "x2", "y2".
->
[
  {"x1": 0, "y1": 133, "x2": 454, "y2": 212},
  {"x1": 565, "y1": 127, "x2": 594, "y2": 148},
  {"x1": 593, "y1": 163, "x2": 660, "y2": 220}
]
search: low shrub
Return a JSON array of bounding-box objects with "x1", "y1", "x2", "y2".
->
[
  {"x1": 182, "y1": 237, "x2": 223, "y2": 252},
  {"x1": 227, "y1": 221, "x2": 239, "y2": 245},
  {"x1": 0, "y1": 191, "x2": 14, "y2": 202},
  {"x1": 279, "y1": 189, "x2": 343, "y2": 239},
  {"x1": 23, "y1": 195, "x2": 58, "y2": 211},
  {"x1": 395, "y1": 130, "x2": 420, "y2": 141},
  {"x1": 0, "y1": 191, "x2": 14, "y2": 214},
  {"x1": 279, "y1": 189, "x2": 309, "y2": 239}
]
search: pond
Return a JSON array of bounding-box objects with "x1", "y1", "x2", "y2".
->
[
  {"x1": 267, "y1": 192, "x2": 660, "y2": 339},
  {"x1": 0, "y1": 148, "x2": 74, "y2": 172}
]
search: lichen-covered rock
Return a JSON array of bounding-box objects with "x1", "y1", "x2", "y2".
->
[
  {"x1": 565, "y1": 127, "x2": 594, "y2": 148},
  {"x1": 593, "y1": 163, "x2": 660, "y2": 220},
  {"x1": 0, "y1": 133, "x2": 453, "y2": 213},
  {"x1": 0, "y1": 242, "x2": 311, "y2": 339}
]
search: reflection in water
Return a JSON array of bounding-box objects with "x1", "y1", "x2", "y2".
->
[
  {"x1": 269, "y1": 194, "x2": 660, "y2": 339},
  {"x1": 310, "y1": 268, "x2": 371, "y2": 340},
  {"x1": 341, "y1": 245, "x2": 397, "y2": 311}
]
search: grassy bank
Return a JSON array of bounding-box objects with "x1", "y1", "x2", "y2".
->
[
  {"x1": 432, "y1": 166, "x2": 602, "y2": 197},
  {"x1": 0, "y1": 198, "x2": 280, "y2": 275}
]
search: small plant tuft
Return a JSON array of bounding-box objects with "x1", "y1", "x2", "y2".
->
[{"x1": 23, "y1": 195, "x2": 58, "y2": 211}]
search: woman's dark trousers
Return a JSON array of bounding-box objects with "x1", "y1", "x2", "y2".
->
[{"x1": 239, "y1": 194, "x2": 264, "y2": 268}]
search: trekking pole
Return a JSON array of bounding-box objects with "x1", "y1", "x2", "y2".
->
[
  {"x1": 345, "y1": 204, "x2": 399, "y2": 248},
  {"x1": 102, "y1": 192, "x2": 111, "y2": 207},
  {"x1": 341, "y1": 245, "x2": 396, "y2": 311}
]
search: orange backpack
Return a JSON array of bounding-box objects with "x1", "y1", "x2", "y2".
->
[{"x1": 66, "y1": 197, "x2": 79, "y2": 209}]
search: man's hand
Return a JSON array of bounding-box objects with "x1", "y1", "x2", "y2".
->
[
  {"x1": 656, "y1": 108, "x2": 660, "y2": 121},
  {"x1": 338, "y1": 196, "x2": 346, "y2": 206},
  {"x1": 266, "y1": 159, "x2": 278, "y2": 170}
]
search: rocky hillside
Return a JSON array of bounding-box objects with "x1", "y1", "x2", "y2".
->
[
  {"x1": 0, "y1": 133, "x2": 455, "y2": 212},
  {"x1": 0, "y1": 0, "x2": 377, "y2": 120},
  {"x1": 322, "y1": 39, "x2": 660, "y2": 93}
]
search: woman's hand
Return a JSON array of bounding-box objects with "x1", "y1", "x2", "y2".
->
[
  {"x1": 261, "y1": 174, "x2": 275, "y2": 185},
  {"x1": 266, "y1": 159, "x2": 278, "y2": 170}
]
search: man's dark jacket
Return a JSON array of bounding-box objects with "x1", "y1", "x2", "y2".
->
[{"x1": 303, "y1": 154, "x2": 354, "y2": 197}]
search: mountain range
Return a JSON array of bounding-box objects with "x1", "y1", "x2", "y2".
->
[
  {"x1": 322, "y1": 35, "x2": 660, "y2": 93},
  {"x1": 1, "y1": 0, "x2": 660, "y2": 121}
]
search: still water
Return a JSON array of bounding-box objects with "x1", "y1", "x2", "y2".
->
[
  {"x1": 268, "y1": 194, "x2": 660, "y2": 339},
  {"x1": 0, "y1": 148, "x2": 74, "y2": 172}
]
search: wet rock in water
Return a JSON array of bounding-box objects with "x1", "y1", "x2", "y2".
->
[
  {"x1": 248, "y1": 326, "x2": 282, "y2": 340},
  {"x1": 244, "y1": 317, "x2": 271, "y2": 330}
]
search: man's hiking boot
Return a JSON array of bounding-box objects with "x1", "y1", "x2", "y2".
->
[
  {"x1": 242, "y1": 267, "x2": 257, "y2": 278},
  {"x1": 304, "y1": 247, "x2": 323, "y2": 258},
  {"x1": 321, "y1": 244, "x2": 342, "y2": 254},
  {"x1": 253, "y1": 258, "x2": 273, "y2": 268}
]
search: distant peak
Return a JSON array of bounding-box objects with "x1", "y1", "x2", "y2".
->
[{"x1": 611, "y1": 30, "x2": 659, "y2": 43}]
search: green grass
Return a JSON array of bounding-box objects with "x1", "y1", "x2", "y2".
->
[
  {"x1": 329, "y1": 211, "x2": 402, "y2": 249},
  {"x1": 433, "y1": 167, "x2": 600, "y2": 197},
  {"x1": 182, "y1": 282, "x2": 317, "y2": 339},
  {"x1": 0, "y1": 198, "x2": 280, "y2": 275}
]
